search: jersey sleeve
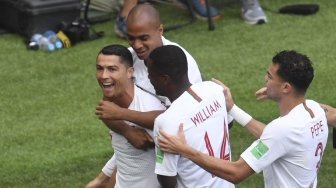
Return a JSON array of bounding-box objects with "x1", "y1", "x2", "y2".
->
[
  {"x1": 240, "y1": 120, "x2": 288, "y2": 173},
  {"x1": 102, "y1": 154, "x2": 116, "y2": 177},
  {"x1": 153, "y1": 115, "x2": 180, "y2": 176}
]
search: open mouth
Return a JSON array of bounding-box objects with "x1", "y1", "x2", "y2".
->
[{"x1": 101, "y1": 81, "x2": 114, "y2": 90}]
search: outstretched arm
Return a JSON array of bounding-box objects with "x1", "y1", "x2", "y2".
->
[
  {"x1": 212, "y1": 78, "x2": 266, "y2": 138},
  {"x1": 320, "y1": 103, "x2": 336, "y2": 128},
  {"x1": 96, "y1": 100, "x2": 164, "y2": 129},
  {"x1": 158, "y1": 125, "x2": 254, "y2": 184}
]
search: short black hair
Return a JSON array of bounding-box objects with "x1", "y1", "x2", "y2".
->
[
  {"x1": 149, "y1": 45, "x2": 188, "y2": 83},
  {"x1": 98, "y1": 44, "x2": 133, "y2": 67},
  {"x1": 272, "y1": 50, "x2": 314, "y2": 94}
]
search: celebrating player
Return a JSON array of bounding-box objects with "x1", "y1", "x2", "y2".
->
[
  {"x1": 148, "y1": 45, "x2": 235, "y2": 188},
  {"x1": 158, "y1": 50, "x2": 328, "y2": 187},
  {"x1": 87, "y1": 3, "x2": 202, "y2": 187},
  {"x1": 90, "y1": 44, "x2": 166, "y2": 188}
]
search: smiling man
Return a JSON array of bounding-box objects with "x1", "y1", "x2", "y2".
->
[
  {"x1": 126, "y1": 3, "x2": 202, "y2": 96},
  {"x1": 92, "y1": 44, "x2": 166, "y2": 188}
]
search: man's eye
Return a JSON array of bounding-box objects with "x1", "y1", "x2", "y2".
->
[
  {"x1": 140, "y1": 36, "x2": 148, "y2": 41},
  {"x1": 108, "y1": 67, "x2": 117, "y2": 72}
]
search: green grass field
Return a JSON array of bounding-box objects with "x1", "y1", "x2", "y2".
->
[{"x1": 1, "y1": 0, "x2": 335, "y2": 187}]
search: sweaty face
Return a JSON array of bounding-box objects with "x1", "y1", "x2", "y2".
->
[
  {"x1": 264, "y1": 63, "x2": 285, "y2": 101},
  {"x1": 127, "y1": 20, "x2": 163, "y2": 61},
  {"x1": 96, "y1": 54, "x2": 133, "y2": 100}
]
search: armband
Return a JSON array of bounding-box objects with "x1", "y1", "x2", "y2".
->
[{"x1": 228, "y1": 105, "x2": 253, "y2": 127}]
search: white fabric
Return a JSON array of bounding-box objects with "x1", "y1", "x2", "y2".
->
[
  {"x1": 111, "y1": 85, "x2": 166, "y2": 188},
  {"x1": 241, "y1": 100, "x2": 328, "y2": 188},
  {"x1": 129, "y1": 36, "x2": 202, "y2": 95},
  {"x1": 154, "y1": 81, "x2": 234, "y2": 188},
  {"x1": 102, "y1": 36, "x2": 201, "y2": 186},
  {"x1": 102, "y1": 154, "x2": 116, "y2": 177},
  {"x1": 228, "y1": 104, "x2": 252, "y2": 126}
]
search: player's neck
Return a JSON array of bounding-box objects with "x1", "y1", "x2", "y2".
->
[
  {"x1": 114, "y1": 83, "x2": 135, "y2": 108},
  {"x1": 169, "y1": 81, "x2": 192, "y2": 102},
  {"x1": 278, "y1": 95, "x2": 306, "y2": 116}
]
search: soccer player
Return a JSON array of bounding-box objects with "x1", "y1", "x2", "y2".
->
[
  {"x1": 158, "y1": 50, "x2": 329, "y2": 188},
  {"x1": 126, "y1": 3, "x2": 202, "y2": 96},
  {"x1": 96, "y1": 2, "x2": 203, "y2": 146},
  {"x1": 148, "y1": 45, "x2": 234, "y2": 188},
  {"x1": 87, "y1": 4, "x2": 202, "y2": 187},
  {"x1": 91, "y1": 44, "x2": 166, "y2": 188}
]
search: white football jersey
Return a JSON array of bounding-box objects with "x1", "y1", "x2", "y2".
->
[
  {"x1": 241, "y1": 100, "x2": 328, "y2": 188},
  {"x1": 154, "y1": 81, "x2": 234, "y2": 188}
]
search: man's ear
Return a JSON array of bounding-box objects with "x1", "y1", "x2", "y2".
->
[
  {"x1": 127, "y1": 67, "x2": 134, "y2": 79},
  {"x1": 158, "y1": 24, "x2": 164, "y2": 35},
  {"x1": 282, "y1": 82, "x2": 292, "y2": 94}
]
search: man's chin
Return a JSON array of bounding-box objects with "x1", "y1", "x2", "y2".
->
[
  {"x1": 103, "y1": 91, "x2": 114, "y2": 99},
  {"x1": 137, "y1": 53, "x2": 148, "y2": 60},
  {"x1": 103, "y1": 95, "x2": 115, "y2": 101}
]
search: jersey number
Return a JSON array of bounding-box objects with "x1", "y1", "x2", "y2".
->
[
  {"x1": 204, "y1": 120, "x2": 230, "y2": 177},
  {"x1": 315, "y1": 142, "x2": 324, "y2": 173}
]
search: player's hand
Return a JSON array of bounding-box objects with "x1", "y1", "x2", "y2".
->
[
  {"x1": 211, "y1": 78, "x2": 234, "y2": 111},
  {"x1": 124, "y1": 127, "x2": 155, "y2": 150},
  {"x1": 96, "y1": 100, "x2": 124, "y2": 120},
  {"x1": 255, "y1": 87, "x2": 268, "y2": 100},
  {"x1": 158, "y1": 124, "x2": 187, "y2": 154}
]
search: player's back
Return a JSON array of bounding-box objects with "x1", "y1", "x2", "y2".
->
[
  {"x1": 263, "y1": 99, "x2": 328, "y2": 188},
  {"x1": 154, "y1": 81, "x2": 234, "y2": 188}
]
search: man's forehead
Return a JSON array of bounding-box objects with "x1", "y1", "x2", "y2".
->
[
  {"x1": 97, "y1": 54, "x2": 122, "y2": 65},
  {"x1": 127, "y1": 32, "x2": 150, "y2": 39}
]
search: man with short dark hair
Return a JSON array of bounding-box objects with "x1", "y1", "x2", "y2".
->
[
  {"x1": 148, "y1": 45, "x2": 234, "y2": 188},
  {"x1": 158, "y1": 50, "x2": 328, "y2": 188},
  {"x1": 87, "y1": 44, "x2": 166, "y2": 188}
]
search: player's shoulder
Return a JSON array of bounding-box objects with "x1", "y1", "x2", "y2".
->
[
  {"x1": 192, "y1": 81, "x2": 223, "y2": 93},
  {"x1": 305, "y1": 99, "x2": 322, "y2": 110},
  {"x1": 162, "y1": 37, "x2": 191, "y2": 57},
  {"x1": 128, "y1": 46, "x2": 143, "y2": 65},
  {"x1": 128, "y1": 46, "x2": 135, "y2": 56}
]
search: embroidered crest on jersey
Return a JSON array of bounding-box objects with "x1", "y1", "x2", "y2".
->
[
  {"x1": 156, "y1": 147, "x2": 164, "y2": 164},
  {"x1": 251, "y1": 141, "x2": 269, "y2": 159}
]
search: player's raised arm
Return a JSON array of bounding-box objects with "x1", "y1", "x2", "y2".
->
[
  {"x1": 212, "y1": 78, "x2": 265, "y2": 138},
  {"x1": 96, "y1": 100, "x2": 164, "y2": 130},
  {"x1": 158, "y1": 125, "x2": 254, "y2": 184}
]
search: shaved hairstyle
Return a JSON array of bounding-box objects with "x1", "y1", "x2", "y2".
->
[{"x1": 127, "y1": 3, "x2": 161, "y2": 28}]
